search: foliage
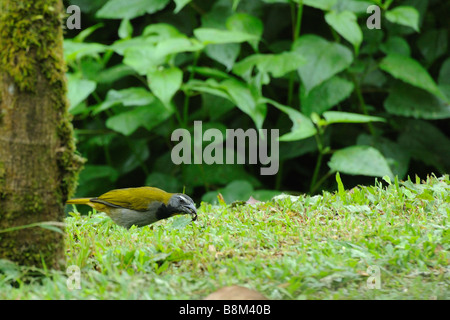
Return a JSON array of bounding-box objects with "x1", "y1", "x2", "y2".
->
[
  {"x1": 1, "y1": 175, "x2": 448, "y2": 299},
  {"x1": 63, "y1": 0, "x2": 450, "y2": 201}
]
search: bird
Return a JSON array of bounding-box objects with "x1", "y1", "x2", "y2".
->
[{"x1": 66, "y1": 186, "x2": 197, "y2": 229}]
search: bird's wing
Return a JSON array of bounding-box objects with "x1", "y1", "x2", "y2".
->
[{"x1": 95, "y1": 187, "x2": 172, "y2": 212}]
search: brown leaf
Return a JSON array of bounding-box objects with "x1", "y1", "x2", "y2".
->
[
  {"x1": 204, "y1": 285, "x2": 268, "y2": 300},
  {"x1": 246, "y1": 196, "x2": 261, "y2": 205}
]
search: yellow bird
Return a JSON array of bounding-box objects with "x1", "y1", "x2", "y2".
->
[{"x1": 66, "y1": 187, "x2": 197, "y2": 229}]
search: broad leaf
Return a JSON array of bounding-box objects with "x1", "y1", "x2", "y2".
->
[
  {"x1": 147, "y1": 67, "x2": 183, "y2": 109},
  {"x1": 380, "y1": 36, "x2": 411, "y2": 56},
  {"x1": 263, "y1": 98, "x2": 317, "y2": 141},
  {"x1": 385, "y1": 6, "x2": 420, "y2": 32},
  {"x1": 293, "y1": 35, "x2": 353, "y2": 93},
  {"x1": 220, "y1": 79, "x2": 267, "y2": 129},
  {"x1": 226, "y1": 13, "x2": 263, "y2": 51},
  {"x1": 174, "y1": 0, "x2": 191, "y2": 13},
  {"x1": 380, "y1": 54, "x2": 445, "y2": 100},
  {"x1": 205, "y1": 43, "x2": 240, "y2": 71},
  {"x1": 398, "y1": 120, "x2": 450, "y2": 174},
  {"x1": 325, "y1": 11, "x2": 362, "y2": 53},
  {"x1": 357, "y1": 134, "x2": 410, "y2": 179},
  {"x1": 94, "y1": 88, "x2": 155, "y2": 114},
  {"x1": 322, "y1": 111, "x2": 386, "y2": 125},
  {"x1": 300, "y1": 76, "x2": 354, "y2": 116},
  {"x1": 118, "y1": 19, "x2": 133, "y2": 39},
  {"x1": 194, "y1": 28, "x2": 259, "y2": 45},
  {"x1": 233, "y1": 52, "x2": 306, "y2": 79},
  {"x1": 417, "y1": 29, "x2": 448, "y2": 65},
  {"x1": 384, "y1": 82, "x2": 450, "y2": 119},
  {"x1": 302, "y1": 0, "x2": 337, "y2": 10},
  {"x1": 328, "y1": 145, "x2": 394, "y2": 179},
  {"x1": 106, "y1": 101, "x2": 173, "y2": 136},
  {"x1": 66, "y1": 75, "x2": 96, "y2": 112},
  {"x1": 97, "y1": 0, "x2": 170, "y2": 19}
]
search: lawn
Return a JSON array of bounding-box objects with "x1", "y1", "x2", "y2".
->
[{"x1": 0, "y1": 175, "x2": 448, "y2": 299}]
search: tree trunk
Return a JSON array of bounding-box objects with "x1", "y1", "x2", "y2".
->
[{"x1": 0, "y1": 0, "x2": 83, "y2": 268}]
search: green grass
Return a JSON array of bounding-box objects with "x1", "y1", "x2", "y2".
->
[{"x1": 1, "y1": 175, "x2": 449, "y2": 299}]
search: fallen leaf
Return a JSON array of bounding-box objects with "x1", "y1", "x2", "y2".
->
[{"x1": 204, "y1": 285, "x2": 268, "y2": 300}]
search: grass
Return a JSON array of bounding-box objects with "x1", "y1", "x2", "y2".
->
[{"x1": 0, "y1": 175, "x2": 449, "y2": 299}]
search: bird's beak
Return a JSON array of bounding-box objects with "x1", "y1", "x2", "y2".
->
[{"x1": 185, "y1": 203, "x2": 197, "y2": 221}]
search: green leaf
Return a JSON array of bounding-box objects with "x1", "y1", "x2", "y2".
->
[
  {"x1": 202, "y1": 180, "x2": 254, "y2": 204},
  {"x1": 439, "y1": 58, "x2": 450, "y2": 86},
  {"x1": 328, "y1": 146, "x2": 394, "y2": 179},
  {"x1": 155, "y1": 37, "x2": 204, "y2": 57},
  {"x1": 300, "y1": 76, "x2": 354, "y2": 116},
  {"x1": 123, "y1": 46, "x2": 165, "y2": 75},
  {"x1": 398, "y1": 120, "x2": 450, "y2": 174},
  {"x1": 417, "y1": 29, "x2": 448, "y2": 65},
  {"x1": 184, "y1": 164, "x2": 261, "y2": 188},
  {"x1": 335, "y1": 172, "x2": 345, "y2": 198},
  {"x1": 118, "y1": 19, "x2": 133, "y2": 39},
  {"x1": 38, "y1": 223, "x2": 65, "y2": 235},
  {"x1": 357, "y1": 134, "x2": 410, "y2": 179},
  {"x1": 385, "y1": 6, "x2": 420, "y2": 32},
  {"x1": 325, "y1": 11, "x2": 362, "y2": 53},
  {"x1": 202, "y1": 93, "x2": 235, "y2": 120},
  {"x1": 174, "y1": 0, "x2": 191, "y2": 13},
  {"x1": 263, "y1": 98, "x2": 317, "y2": 141},
  {"x1": 66, "y1": 75, "x2": 96, "y2": 112},
  {"x1": 380, "y1": 36, "x2": 411, "y2": 56},
  {"x1": 205, "y1": 43, "x2": 240, "y2": 71},
  {"x1": 303, "y1": 0, "x2": 337, "y2": 10},
  {"x1": 332, "y1": 0, "x2": 374, "y2": 14},
  {"x1": 106, "y1": 101, "x2": 173, "y2": 136},
  {"x1": 97, "y1": 0, "x2": 170, "y2": 19},
  {"x1": 293, "y1": 35, "x2": 353, "y2": 93},
  {"x1": 379, "y1": 54, "x2": 445, "y2": 100},
  {"x1": 226, "y1": 13, "x2": 263, "y2": 51},
  {"x1": 73, "y1": 23, "x2": 104, "y2": 42},
  {"x1": 384, "y1": 82, "x2": 450, "y2": 120},
  {"x1": 94, "y1": 88, "x2": 155, "y2": 114},
  {"x1": 63, "y1": 40, "x2": 106, "y2": 63},
  {"x1": 220, "y1": 79, "x2": 267, "y2": 129},
  {"x1": 96, "y1": 64, "x2": 136, "y2": 84},
  {"x1": 142, "y1": 23, "x2": 185, "y2": 39},
  {"x1": 233, "y1": 52, "x2": 306, "y2": 79},
  {"x1": 147, "y1": 67, "x2": 183, "y2": 109},
  {"x1": 322, "y1": 111, "x2": 386, "y2": 125},
  {"x1": 183, "y1": 79, "x2": 230, "y2": 100},
  {"x1": 194, "y1": 28, "x2": 259, "y2": 45}
]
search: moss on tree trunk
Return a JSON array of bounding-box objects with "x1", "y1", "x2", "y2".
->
[{"x1": 0, "y1": 0, "x2": 84, "y2": 268}]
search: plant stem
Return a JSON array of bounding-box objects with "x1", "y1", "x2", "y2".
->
[
  {"x1": 352, "y1": 74, "x2": 375, "y2": 136},
  {"x1": 287, "y1": 1, "x2": 303, "y2": 107},
  {"x1": 310, "y1": 170, "x2": 333, "y2": 194},
  {"x1": 183, "y1": 52, "x2": 200, "y2": 127},
  {"x1": 309, "y1": 133, "x2": 324, "y2": 194},
  {"x1": 309, "y1": 150, "x2": 323, "y2": 194},
  {"x1": 275, "y1": 160, "x2": 284, "y2": 190}
]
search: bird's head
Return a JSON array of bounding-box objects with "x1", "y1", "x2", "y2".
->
[{"x1": 167, "y1": 194, "x2": 197, "y2": 221}]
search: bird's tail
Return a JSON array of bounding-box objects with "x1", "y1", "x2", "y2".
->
[{"x1": 66, "y1": 198, "x2": 92, "y2": 205}]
